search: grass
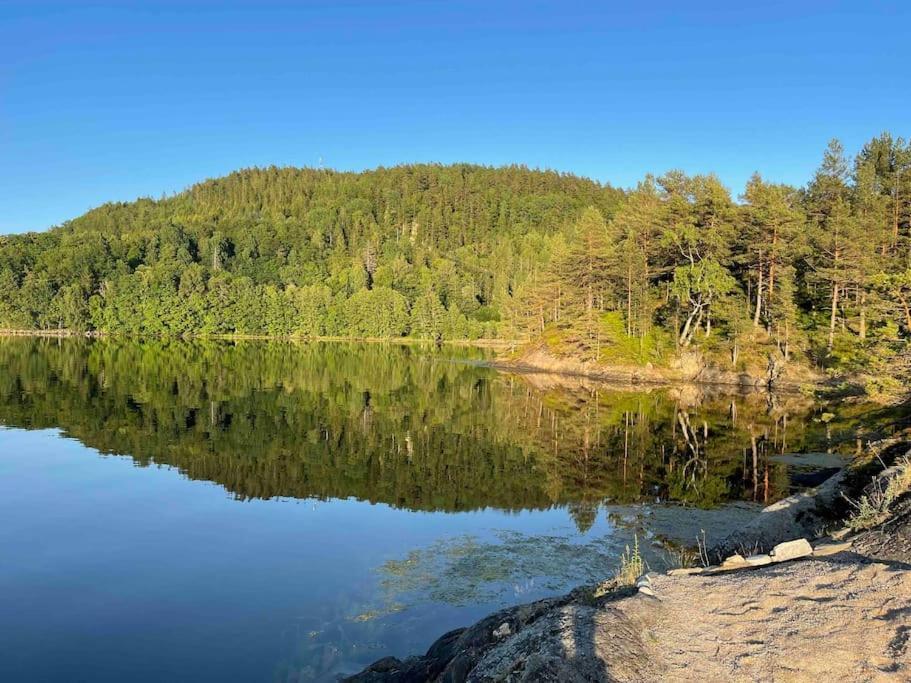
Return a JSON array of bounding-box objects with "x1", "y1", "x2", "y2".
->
[
  {"x1": 846, "y1": 455, "x2": 911, "y2": 531},
  {"x1": 614, "y1": 535, "x2": 645, "y2": 586},
  {"x1": 659, "y1": 544, "x2": 700, "y2": 571}
]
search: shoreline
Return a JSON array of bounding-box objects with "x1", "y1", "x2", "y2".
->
[
  {"x1": 345, "y1": 442, "x2": 911, "y2": 682},
  {"x1": 0, "y1": 328, "x2": 516, "y2": 349},
  {"x1": 0, "y1": 328, "x2": 817, "y2": 393}
]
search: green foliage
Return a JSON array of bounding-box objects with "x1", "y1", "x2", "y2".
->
[
  {"x1": 0, "y1": 164, "x2": 620, "y2": 340},
  {"x1": 342, "y1": 287, "x2": 409, "y2": 338},
  {"x1": 597, "y1": 312, "x2": 672, "y2": 365},
  {"x1": 410, "y1": 291, "x2": 446, "y2": 340},
  {"x1": 614, "y1": 536, "x2": 644, "y2": 586},
  {"x1": 2, "y1": 135, "x2": 911, "y2": 382},
  {"x1": 847, "y1": 456, "x2": 911, "y2": 531}
]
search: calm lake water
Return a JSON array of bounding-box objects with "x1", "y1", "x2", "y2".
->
[{"x1": 0, "y1": 338, "x2": 890, "y2": 682}]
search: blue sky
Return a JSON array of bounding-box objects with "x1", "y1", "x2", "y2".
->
[{"x1": 1, "y1": 1, "x2": 908, "y2": 234}]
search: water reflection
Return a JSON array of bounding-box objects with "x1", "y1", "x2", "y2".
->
[
  {"x1": 0, "y1": 337, "x2": 896, "y2": 682},
  {"x1": 0, "y1": 337, "x2": 883, "y2": 526}
]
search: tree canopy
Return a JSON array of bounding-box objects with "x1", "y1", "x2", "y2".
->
[{"x1": 2, "y1": 137, "x2": 910, "y2": 375}]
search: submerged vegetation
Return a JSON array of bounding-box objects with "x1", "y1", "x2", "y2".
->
[{"x1": 0, "y1": 133, "x2": 910, "y2": 388}]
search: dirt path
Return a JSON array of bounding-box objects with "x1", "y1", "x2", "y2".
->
[
  {"x1": 645, "y1": 556, "x2": 910, "y2": 682},
  {"x1": 459, "y1": 555, "x2": 910, "y2": 682}
]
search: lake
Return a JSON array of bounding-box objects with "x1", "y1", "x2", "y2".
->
[{"x1": 0, "y1": 338, "x2": 889, "y2": 681}]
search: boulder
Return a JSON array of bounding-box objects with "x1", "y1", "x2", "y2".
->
[
  {"x1": 745, "y1": 554, "x2": 772, "y2": 567},
  {"x1": 770, "y1": 538, "x2": 813, "y2": 562},
  {"x1": 492, "y1": 622, "x2": 511, "y2": 639},
  {"x1": 721, "y1": 553, "x2": 747, "y2": 568},
  {"x1": 708, "y1": 470, "x2": 845, "y2": 562}
]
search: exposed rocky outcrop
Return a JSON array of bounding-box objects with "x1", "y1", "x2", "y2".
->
[
  {"x1": 495, "y1": 344, "x2": 817, "y2": 392},
  {"x1": 706, "y1": 469, "x2": 846, "y2": 563},
  {"x1": 346, "y1": 551, "x2": 910, "y2": 682},
  {"x1": 344, "y1": 593, "x2": 588, "y2": 682}
]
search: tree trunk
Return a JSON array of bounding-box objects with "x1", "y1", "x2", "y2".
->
[
  {"x1": 626, "y1": 263, "x2": 632, "y2": 336},
  {"x1": 894, "y1": 168, "x2": 901, "y2": 252},
  {"x1": 828, "y1": 282, "x2": 839, "y2": 350},
  {"x1": 784, "y1": 321, "x2": 790, "y2": 361},
  {"x1": 680, "y1": 304, "x2": 703, "y2": 347},
  {"x1": 768, "y1": 228, "x2": 777, "y2": 331},
  {"x1": 753, "y1": 252, "x2": 763, "y2": 327},
  {"x1": 897, "y1": 293, "x2": 911, "y2": 331}
]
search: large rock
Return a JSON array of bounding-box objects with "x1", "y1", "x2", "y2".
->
[
  {"x1": 343, "y1": 596, "x2": 574, "y2": 683},
  {"x1": 745, "y1": 554, "x2": 772, "y2": 567},
  {"x1": 770, "y1": 538, "x2": 813, "y2": 562},
  {"x1": 466, "y1": 602, "x2": 657, "y2": 682},
  {"x1": 708, "y1": 469, "x2": 845, "y2": 562}
]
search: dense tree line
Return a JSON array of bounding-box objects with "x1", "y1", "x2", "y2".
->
[
  {"x1": 511, "y1": 133, "x2": 911, "y2": 378},
  {"x1": 0, "y1": 164, "x2": 619, "y2": 340},
  {"x1": 1, "y1": 136, "x2": 909, "y2": 375}
]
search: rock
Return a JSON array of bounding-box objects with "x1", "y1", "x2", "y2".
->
[
  {"x1": 638, "y1": 585, "x2": 656, "y2": 597},
  {"x1": 812, "y1": 541, "x2": 852, "y2": 557},
  {"x1": 667, "y1": 566, "x2": 704, "y2": 576},
  {"x1": 467, "y1": 602, "x2": 657, "y2": 682},
  {"x1": 636, "y1": 575, "x2": 651, "y2": 588},
  {"x1": 830, "y1": 527, "x2": 852, "y2": 541},
  {"x1": 770, "y1": 538, "x2": 813, "y2": 562},
  {"x1": 360, "y1": 657, "x2": 401, "y2": 674},
  {"x1": 492, "y1": 622, "x2": 511, "y2": 639},
  {"x1": 721, "y1": 553, "x2": 747, "y2": 568},
  {"x1": 745, "y1": 554, "x2": 772, "y2": 566},
  {"x1": 424, "y1": 627, "x2": 465, "y2": 662},
  {"x1": 708, "y1": 470, "x2": 846, "y2": 562}
]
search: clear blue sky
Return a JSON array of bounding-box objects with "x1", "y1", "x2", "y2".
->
[{"x1": 1, "y1": 1, "x2": 908, "y2": 234}]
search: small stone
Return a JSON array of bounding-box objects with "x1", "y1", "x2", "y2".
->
[
  {"x1": 830, "y1": 528, "x2": 852, "y2": 541},
  {"x1": 770, "y1": 538, "x2": 813, "y2": 562},
  {"x1": 721, "y1": 553, "x2": 747, "y2": 568},
  {"x1": 667, "y1": 567, "x2": 705, "y2": 576},
  {"x1": 638, "y1": 585, "x2": 656, "y2": 596},
  {"x1": 492, "y1": 622, "x2": 511, "y2": 639},
  {"x1": 812, "y1": 541, "x2": 852, "y2": 557},
  {"x1": 636, "y1": 575, "x2": 651, "y2": 588},
  {"x1": 745, "y1": 554, "x2": 772, "y2": 567}
]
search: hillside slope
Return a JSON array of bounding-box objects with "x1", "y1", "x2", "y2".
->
[{"x1": 0, "y1": 164, "x2": 620, "y2": 337}]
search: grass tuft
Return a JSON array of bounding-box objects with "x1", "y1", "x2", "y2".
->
[
  {"x1": 846, "y1": 456, "x2": 911, "y2": 531},
  {"x1": 614, "y1": 535, "x2": 645, "y2": 586}
]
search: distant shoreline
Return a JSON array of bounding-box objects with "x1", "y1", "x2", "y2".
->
[
  {"x1": 0, "y1": 328, "x2": 515, "y2": 349},
  {"x1": 0, "y1": 328, "x2": 814, "y2": 393}
]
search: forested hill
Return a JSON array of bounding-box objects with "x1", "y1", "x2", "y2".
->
[
  {"x1": 0, "y1": 164, "x2": 621, "y2": 338},
  {"x1": 2, "y1": 135, "x2": 911, "y2": 386}
]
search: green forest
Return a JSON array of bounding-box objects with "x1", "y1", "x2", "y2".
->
[{"x1": 1, "y1": 133, "x2": 910, "y2": 379}]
